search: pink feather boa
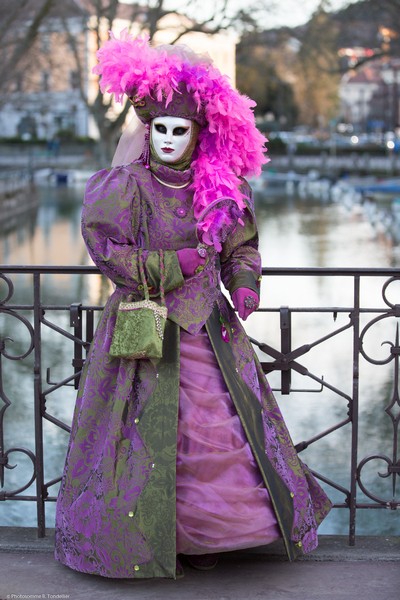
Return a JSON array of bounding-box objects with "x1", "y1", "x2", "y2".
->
[{"x1": 94, "y1": 30, "x2": 269, "y2": 251}]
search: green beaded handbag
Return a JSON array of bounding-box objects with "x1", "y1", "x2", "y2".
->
[{"x1": 109, "y1": 249, "x2": 168, "y2": 360}]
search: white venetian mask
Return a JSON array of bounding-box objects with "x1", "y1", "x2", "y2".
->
[{"x1": 150, "y1": 116, "x2": 194, "y2": 164}]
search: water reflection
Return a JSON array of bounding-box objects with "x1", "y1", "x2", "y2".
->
[
  {"x1": 255, "y1": 195, "x2": 399, "y2": 269},
  {"x1": 1, "y1": 184, "x2": 399, "y2": 535},
  {"x1": 0, "y1": 184, "x2": 87, "y2": 267}
]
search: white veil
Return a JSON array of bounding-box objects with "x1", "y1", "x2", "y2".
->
[{"x1": 111, "y1": 113, "x2": 147, "y2": 167}]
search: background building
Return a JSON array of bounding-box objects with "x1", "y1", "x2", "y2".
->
[
  {"x1": 339, "y1": 50, "x2": 400, "y2": 134},
  {"x1": 0, "y1": 0, "x2": 236, "y2": 143}
]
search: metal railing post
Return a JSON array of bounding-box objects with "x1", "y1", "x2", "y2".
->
[
  {"x1": 349, "y1": 275, "x2": 360, "y2": 545},
  {"x1": 33, "y1": 272, "x2": 45, "y2": 537},
  {"x1": 280, "y1": 306, "x2": 292, "y2": 394}
]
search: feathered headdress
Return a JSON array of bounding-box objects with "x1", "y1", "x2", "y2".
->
[{"x1": 94, "y1": 30, "x2": 268, "y2": 251}]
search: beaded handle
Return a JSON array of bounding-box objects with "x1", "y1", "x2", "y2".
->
[
  {"x1": 138, "y1": 249, "x2": 166, "y2": 306},
  {"x1": 158, "y1": 250, "x2": 166, "y2": 305}
]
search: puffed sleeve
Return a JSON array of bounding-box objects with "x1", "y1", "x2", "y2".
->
[
  {"x1": 219, "y1": 180, "x2": 262, "y2": 297},
  {"x1": 82, "y1": 165, "x2": 184, "y2": 296}
]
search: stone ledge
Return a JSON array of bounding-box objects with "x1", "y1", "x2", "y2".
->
[
  {"x1": 0, "y1": 527, "x2": 55, "y2": 553},
  {"x1": 0, "y1": 527, "x2": 399, "y2": 561}
]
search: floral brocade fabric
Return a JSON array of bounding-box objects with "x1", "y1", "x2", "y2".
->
[{"x1": 54, "y1": 160, "x2": 332, "y2": 579}]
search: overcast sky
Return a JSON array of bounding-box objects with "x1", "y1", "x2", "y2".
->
[
  {"x1": 122, "y1": 1, "x2": 361, "y2": 29},
  {"x1": 262, "y1": 0, "x2": 359, "y2": 28}
]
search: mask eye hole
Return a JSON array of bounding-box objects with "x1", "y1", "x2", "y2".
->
[
  {"x1": 154, "y1": 124, "x2": 167, "y2": 134},
  {"x1": 173, "y1": 127, "x2": 189, "y2": 136}
]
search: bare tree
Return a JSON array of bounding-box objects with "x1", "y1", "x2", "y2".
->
[
  {"x1": 237, "y1": 3, "x2": 342, "y2": 130},
  {"x1": 335, "y1": 0, "x2": 400, "y2": 69},
  {"x1": 250, "y1": 0, "x2": 400, "y2": 129},
  {"x1": 0, "y1": 0, "x2": 58, "y2": 97},
  {"x1": 291, "y1": 0, "x2": 400, "y2": 126},
  {"x1": 0, "y1": 0, "x2": 270, "y2": 162},
  {"x1": 297, "y1": 0, "x2": 400, "y2": 76}
]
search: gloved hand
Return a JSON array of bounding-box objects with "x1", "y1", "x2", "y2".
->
[
  {"x1": 177, "y1": 248, "x2": 206, "y2": 277},
  {"x1": 232, "y1": 288, "x2": 259, "y2": 321}
]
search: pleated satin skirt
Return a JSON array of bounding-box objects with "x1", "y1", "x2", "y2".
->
[{"x1": 176, "y1": 328, "x2": 281, "y2": 555}]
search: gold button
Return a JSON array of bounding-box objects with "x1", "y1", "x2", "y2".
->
[
  {"x1": 128, "y1": 511, "x2": 134, "y2": 518},
  {"x1": 296, "y1": 541, "x2": 302, "y2": 548},
  {"x1": 134, "y1": 418, "x2": 139, "y2": 424},
  {"x1": 290, "y1": 492, "x2": 294, "y2": 498},
  {"x1": 134, "y1": 565, "x2": 140, "y2": 571}
]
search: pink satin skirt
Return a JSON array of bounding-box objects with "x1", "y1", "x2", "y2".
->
[{"x1": 176, "y1": 328, "x2": 281, "y2": 555}]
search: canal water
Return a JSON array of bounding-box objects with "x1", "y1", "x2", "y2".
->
[{"x1": 1, "y1": 181, "x2": 399, "y2": 537}]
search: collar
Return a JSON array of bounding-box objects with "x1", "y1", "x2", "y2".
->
[{"x1": 149, "y1": 159, "x2": 193, "y2": 188}]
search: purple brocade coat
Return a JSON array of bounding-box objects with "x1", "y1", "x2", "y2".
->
[{"x1": 54, "y1": 160, "x2": 332, "y2": 579}]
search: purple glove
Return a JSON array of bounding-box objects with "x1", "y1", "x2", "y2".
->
[
  {"x1": 232, "y1": 288, "x2": 259, "y2": 321},
  {"x1": 177, "y1": 248, "x2": 206, "y2": 277}
]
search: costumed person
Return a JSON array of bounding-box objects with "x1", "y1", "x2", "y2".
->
[{"x1": 55, "y1": 31, "x2": 332, "y2": 580}]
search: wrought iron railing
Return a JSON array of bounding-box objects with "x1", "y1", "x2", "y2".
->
[{"x1": 0, "y1": 265, "x2": 399, "y2": 544}]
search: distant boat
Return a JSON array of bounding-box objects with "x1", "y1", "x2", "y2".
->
[
  {"x1": 354, "y1": 179, "x2": 400, "y2": 195},
  {"x1": 34, "y1": 168, "x2": 95, "y2": 186}
]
